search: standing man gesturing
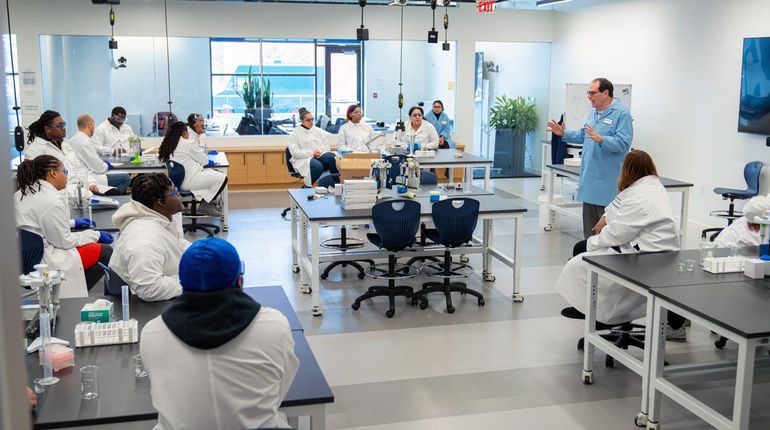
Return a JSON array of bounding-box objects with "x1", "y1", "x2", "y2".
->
[{"x1": 548, "y1": 78, "x2": 633, "y2": 239}]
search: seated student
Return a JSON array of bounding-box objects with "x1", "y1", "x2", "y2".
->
[
  {"x1": 63, "y1": 114, "x2": 128, "y2": 195},
  {"x1": 15, "y1": 155, "x2": 114, "y2": 298},
  {"x1": 554, "y1": 150, "x2": 686, "y2": 338},
  {"x1": 140, "y1": 238, "x2": 299, "y2": 430},
  {"x1": 713, "y1": 195, "x2": 770, "y2": 248},
  {"x1": 287, "y1": 108, "x2": 339, "y2": 186},
  {"x1": 337, "y1": 104, "x2": 376, "y2": 152},
  {"x1": 23, "y1": 110, "x2": 67, "y2": 162},
  {"x1": 92, "y1": 106, "x2": 133, "y2": 154},
  {"x1": 109, "y1": 173, "x2": 189, "y2": 301},
  {"x1": 186, "y1": 113, "x2": 207, "y2": 148},
  {"x1": 158, "y1": 121, "x2": 227, "y2": 210}
]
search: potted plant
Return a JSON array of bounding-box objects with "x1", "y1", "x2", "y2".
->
[
  {"x1": 236, "y1": 66, "x2": 273, "y2": 135},
  {"x1": 489, "y1": 95, "x2": 538, "y2": 177}
]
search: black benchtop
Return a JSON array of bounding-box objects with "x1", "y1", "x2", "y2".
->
[{"x1": 547, "y1": 164, "x2": 693, "y2": 188}]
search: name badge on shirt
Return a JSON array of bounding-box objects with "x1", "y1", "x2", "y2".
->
[
  {"x1": 602, "y1": 118, "x2": 613, "y2": 125},
  {"x1": 442, "y1": 120, "x2": 448, "y2": 125}
]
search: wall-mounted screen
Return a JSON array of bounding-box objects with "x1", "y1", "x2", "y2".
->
[{"x1": 738, "y1": 37, "x2": 770, "y2": 134}]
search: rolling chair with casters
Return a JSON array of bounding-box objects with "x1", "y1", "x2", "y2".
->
[
  {"x1": 316, "y1": 175, "x2": 374, "y2": 280},
  {"x1": 702, "y1": 160, "x2": 763, "y2": 241},
  {"x1": 281, "y1": 147, "x2": 309, "y2": 219},
  {"x1": 165, "y1": 160, "x2": 220, "y2": 237},
  {"x1": 414, "y1": 198, "x2": 484, "y2": 313},
  {"x1": 563, "y1": 306, "x2": 646, "y2": 369},
  {"x1": 352, "y1": 200, "x2": 423, "y2": 318},
  {"x1": 405, "y1": 171, "x2": 443, "y2": 268},
  {"x1": 18, "y1": 229, "x2": 44, "y2": 275},
  {"x1": 96, "y1": 262, "x2": 128, "y2": 296}
]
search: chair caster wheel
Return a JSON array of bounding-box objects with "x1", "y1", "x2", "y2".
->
[
  {"x1": 582, "y1": 370, "x2": 593, "y2": 385},
  {"x1": 605, "y1": 355, "x2": 615, "y2": 368},
  {"x1": 577, "y1": 338, "x2": 584, "y2": 351},
  {"x1": 446, "y1": 305, "x2": 455, "y2": 314},
  {"x1": 291, "y1": 265, "x2": 300, "y2": 273},
  {"x1": 320, "y1": 273, "x2": 328, "y2": 280},
  {"x1": 385, "y1": 309, "x2": 395, "y2": 318},
  {"x1": 544, "y1": 225, "x2": 553, "y2": 232},
  {"x1": 460, "y1": 254, "x2": 469, "y2": 263},
  {"x1": 634, "y1": 413, "x2": 648, "y2": 427},
  {"x1": 419, "y1": 301, "x2": 428, "y2": 310},
  {"x1": 646, "y1": 421, "x2": 660, "y2": 430},
  {"x1": 483, "y1": 274, "x2": 496, "y2": 282},
  {"x1": 411, "y1": 298, "x2": 419, "y2": 306},
  {"x1": 300, "y1": 284, "x2": 311, "y2": 294},
  {"x1": 357, "y1": 272, "x2": 365, "y2": 280},
  {"x1": 715, "y1": 338, "x2": 727, "y2": 349},
  {"x1": 478, "y1": 298, "x2": 485, "y2": 306},
  {"x1": 351, "y1": 302, "x2": 361, "y2": 311}
]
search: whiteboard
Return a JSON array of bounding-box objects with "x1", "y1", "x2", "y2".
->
[{"x1": 564, "y1": 83, "x2": 632, "y2": 131}]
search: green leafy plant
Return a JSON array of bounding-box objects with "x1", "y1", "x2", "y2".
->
[
  {"x1": 236, "y1": 65, "x2": 272, "y2": 110},
  {"x1": 488, "y1": 95, "x2": 538, "y2": 133}
]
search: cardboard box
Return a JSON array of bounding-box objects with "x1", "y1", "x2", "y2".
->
[
  {"x1": 338, "y1": 158, "x2": 376, "y2": 181},
  {"x1": 80, "y1": 300, "x2": 114, "y2": 323}
]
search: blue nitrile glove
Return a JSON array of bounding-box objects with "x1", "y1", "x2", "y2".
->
[
  {"x1": 103, "y1": 159, "x2": 113, "y2": 170},
  {"x1": 208, "y1": 150, "x2": 218, "y2": 155},
  {"x1": 74, "y1": 218, "x2": 95, "y2": 228},
  {"x1": 207, "y1": 159, "x2": 216, "y2": 167},
  {"x1": 98, "y1": 231, "x2": 114, "y2": 244}
]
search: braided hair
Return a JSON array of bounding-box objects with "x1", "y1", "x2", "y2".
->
[
  {"x1": 158, "y1": 121, "x2": 188, "y2": 163},
  {"x1": 17, "y1": 155, "x2": 62, "y2": 199},
  {"x1": 27, "y1": 110, "x2": 63, "y2": 148},
  {"x1": 131, "y1": 173, "x2": 173, "y2": 209}
]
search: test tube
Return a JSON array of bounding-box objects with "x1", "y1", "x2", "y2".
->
[
  {"x1": 87, "y1": 204, "x2": 93, "y2": 227},
  {"x1": 121, "y1": 285, "x2": 130, "y2": 321}
]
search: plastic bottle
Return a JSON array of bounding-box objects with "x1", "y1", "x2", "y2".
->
[{"x1": 699, "y1": 236, "x2": 715, "y2": 266}]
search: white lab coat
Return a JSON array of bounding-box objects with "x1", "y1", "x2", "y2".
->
[
  {"x1": 109, "y1": 201, "x2": 190, "y2": 302},
  {"x1": 15, "y1": 181, "x2": 100, "y2": 298},
  {"x1": 407, "y1": 120, "x2": 440, "y2": 150},
  {"x1": 93, "y1": 119, "x2": 133, "y2": 152},
  {"x1": 170, "y1": 137, "x2": 226, "y2": 202},
  {"x1": 63, "y1": 131, "x2": 109, "y2": 187},
  {"x1": 24, "y1": 136, "x2": 66, "y2": 162},
  {"x1": 337, "y1": 120, "x2": 376, "y2": 152},
  {"x1": 287, "y1": 125, "x2": 333, "y2": 186},
  {"x1": 714, "y1": 217, "x2": 760, "y2": 248},
  {"x1": 140, "y1": 307, "x2": 300, "y2": 430},
  {"x1": 555, "y1": 175, "x2": 680, "y2": 324}
]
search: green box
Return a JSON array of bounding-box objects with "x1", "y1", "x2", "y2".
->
[{"x1": 80, "y1": 301, "x2": 113, "y2": 323}]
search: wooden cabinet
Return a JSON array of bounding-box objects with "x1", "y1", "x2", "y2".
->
[{"x1": 219, "y1": 147, "x2": 300, "y2": 190}]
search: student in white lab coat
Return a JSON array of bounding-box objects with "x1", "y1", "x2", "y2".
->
[
  {"x1": 337, "y1": 104, "x2": 377, "y2": 152},
  {"x1": 424, "y1": 100, "x2": 453, "y2": 149},
  {"x1": 109, "y1": 173, "x2": 190, "y2": 302},
  {"x1": 23, "y1": 110, "x2": 67, "y2": 162},
  {"x1": 186, "y1": 113, "x2": 207, "y2": 148},
  {"x1": 92, "y1": 106, "x2": 133, "y2": 154},
  {"x1": 63, "y1": 114, "x2": 128, "y2": 196},
  {"x1": 555, "y1": 150, "x2": 682, "y2": 328},
  {"x1": 158, "y1": 121, "x2": 227, "y2": 203},
  {"x1": 406, "y1": 106, "x2": 440, "y2": 150},
  {"x1": 287, "y1": 109, "x2": 339, "y2": 186},
  {"x1": 140, "y1": 238, "x2": 299, "y2": 430},
  {"x1": 713, "y1": 195, "x2": 770, "y2": 248},
  {"x1": 15, "y1": 155, "x2": 114, "y2": 298}
]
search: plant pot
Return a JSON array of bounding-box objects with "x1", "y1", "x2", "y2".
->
[
  {"x1": 493, "y1": 129, "x2": 529, "y2": 177},
  {"x1": 237, "y1": 108, "x2": 274, "y2": 135}
]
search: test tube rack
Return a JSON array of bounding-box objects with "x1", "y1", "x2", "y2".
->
[
  {"x1": 74, "y1": 319, "x2": 139, "y2": 347},
  {"x1": 702, "y1": 256, "x2": 746, "y2": 274}
]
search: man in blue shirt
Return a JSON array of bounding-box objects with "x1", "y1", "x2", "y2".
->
[{"x1": 548, "y1": 78, "x2": 633, "y2": 238}]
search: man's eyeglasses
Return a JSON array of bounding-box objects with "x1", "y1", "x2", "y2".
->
[
  {"x1": 586, "y1": 90, "x2": 601, "y2": 97},
  {"x1": 302, "y1": 117, "x2": 314, "y2": 123},
  {"x1": 48, "y1": 122, "x2": 66, "y2": 129},
  {"x1": 112, "y1": 115, "x2": 126, "y2": 122}
]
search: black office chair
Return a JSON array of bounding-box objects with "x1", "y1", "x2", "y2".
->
[
  {"x1": 414, "y1": 198, "x2": 485, "y2": 313},
  {"x1": 165, "y1": 160, "x2": 220, "y2": 237},
  {"x1": 18, "y1": 229, "x2": 44, "y2": 275},
  {"x1": 352, "y1": 200, "x2": 423, "y2": 318},
  {"x1": 317, "y1": 175, "x2": 374, "y2": 281},
  {"x1": 281, "y1": 147, "x2": 307, "y2": 218},
  {"x1": 563, "y1": 306, "x2": 646, "y2": 369},
  {"x1": 97, "y1": 262, "x2": 128, "y2": 296},
  {"x1": 702, "y1": 161, "x2": 763, "y2": 240}
]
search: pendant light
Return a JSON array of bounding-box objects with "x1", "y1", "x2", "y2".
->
[
  {"x1": 394, "y1": 3, "x2": 405, "y2": 133},
  {"x1": 356, "y1": 0, "x2": 369, "y2": 41},
  {"x1": 163, "y1": 0, "x2": 172, "y2": 114},
  {"x1": 427, "y1": 0, "x2": 438, "y2": 44},
  {"x1": 442, "y1": 2, "x2": 450, "y2": 51}
]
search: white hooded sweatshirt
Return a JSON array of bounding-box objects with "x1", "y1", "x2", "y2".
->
[{"x1": 109, "y1": 200, "x2": 190, "y2": 301}]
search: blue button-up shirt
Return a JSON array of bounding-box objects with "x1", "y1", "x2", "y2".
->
[{"x1": 564, "y1": 98, "x2": 633, "y2": 207}]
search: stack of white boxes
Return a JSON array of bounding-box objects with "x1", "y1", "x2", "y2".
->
[{"x1": 342, "y1": 179, "x2": 377, "y2": 210}]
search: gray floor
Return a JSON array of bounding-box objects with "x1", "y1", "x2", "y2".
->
[{"x1": 191, "y1": 178, "x2": 770, "y2": 429}]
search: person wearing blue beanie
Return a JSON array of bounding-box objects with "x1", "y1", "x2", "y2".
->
[{"x1": 140, "y1": 238, "x2": 299, "y2": 430}]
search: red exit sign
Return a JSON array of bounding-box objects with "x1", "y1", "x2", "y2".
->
[{"x1": 476, "y1": 0, "x2": 495, "y2": 13}]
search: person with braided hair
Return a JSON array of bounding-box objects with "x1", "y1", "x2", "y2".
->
[
  {"x1": 23, "y1": 110, "x2": 68, "y2": 162},
  {"x1": 158, "y1": 121, "x2": 227, "y2": 207},
  {"x1": 15, "y1": 155, "x2": 115, "y2": 298},
  {"x1": 109, "y1": 173, "x2": 190, "y2": 302}
]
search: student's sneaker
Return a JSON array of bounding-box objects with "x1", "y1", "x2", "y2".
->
[
  {"x1": 665, "y1": 324, "x2": 687, "y2": 342},
  {"x1": 199, "y1": 201, "x2": 222, "y2": 217}
]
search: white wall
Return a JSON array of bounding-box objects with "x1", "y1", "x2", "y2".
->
[
  {"x1": 549, "y1": 0, "x2": 770, "y2": 228},
  {"x1": 9, "y1": 0, "x2": 554, "y2": 150}
]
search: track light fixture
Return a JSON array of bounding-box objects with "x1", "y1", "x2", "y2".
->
[
  {"x1": 427, "y1": 0, "x2": 438, "y2": 44},
  {"x1": 395, "y1": 4, "x2": 405, "y2": 133},
  {"x1": 442, "y1": 3, "x2": 450, "y2": 51},
  {"x1": 108, "y1": 6, "x2": 118, "y2": 49},
  {"x1": 356, "y1": 0, "x2": 369, "y2": 41}
]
